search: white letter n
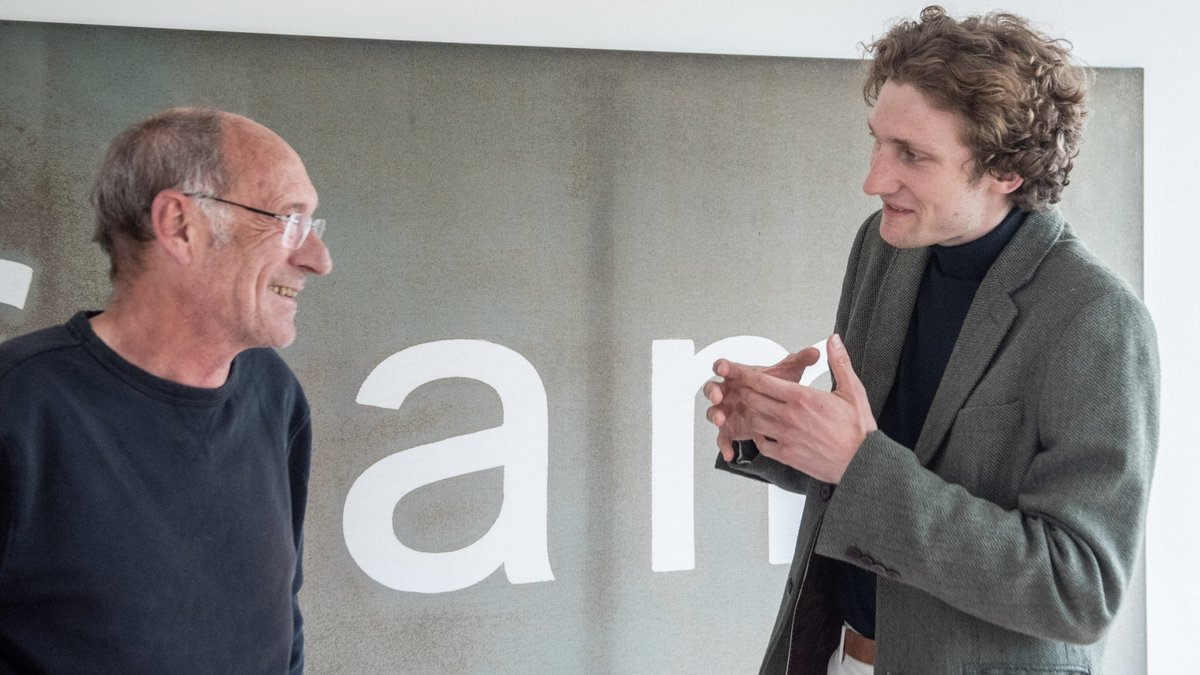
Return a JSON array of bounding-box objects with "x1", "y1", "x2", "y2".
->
[{"x1": 651, "y1": 337, "x2": 825, "y2": 572}]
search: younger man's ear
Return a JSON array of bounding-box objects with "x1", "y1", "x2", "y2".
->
[{"x1": 990, "y1": 170, "x2": 1024, "y2": 195}]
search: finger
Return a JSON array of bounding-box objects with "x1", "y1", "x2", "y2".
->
[
  {"x1": 717, "y1": 428, "x2": 736, "y2": 462},
  {"x1": 712, "y1": 358, "x2": 731, "y2": 378},
  {"x1": 733, "y1": 366, "x2": 805, "y2": 403},
  {"x1": 766, "y1": 347, "x2": 821, "y2": 382},
  {"x1": 715, "y1": 359, "x2": 762, "y2": 381},
  {"x1": 706, "y1": 404, "x2": 727, "y2": 427},
  {"x1": 702, "y1": 380, "x2": 724, "y2": 405},
  {"x1": 827, "y1": 333, "x2": 870, "y2": 413},
  {"x1": 734, "y1": 385, "x2": 795, "y2": 426},
  {"x1": 709, "y1": 392, "x2": 780, "y2": 450}
]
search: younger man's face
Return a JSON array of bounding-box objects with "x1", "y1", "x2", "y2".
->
[{"x1": 863, "y1": 81, "x2": 1020, "y2": 248}]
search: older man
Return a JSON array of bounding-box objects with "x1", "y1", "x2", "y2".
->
[
  {"x1": 706, "y1": 7, "x2": 1158, "y2": 675},
  {"x1": 0, "y1": 108, "x2": 332, "y2": 673}
]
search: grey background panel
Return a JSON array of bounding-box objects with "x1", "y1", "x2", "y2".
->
[{"x1": 0, "y1": 20, "x2": 1144, "y2": 673}]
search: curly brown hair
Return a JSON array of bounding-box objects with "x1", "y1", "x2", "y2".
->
[{"x1": 863, "y1": 6, "x2": 1089, "y2": 211}]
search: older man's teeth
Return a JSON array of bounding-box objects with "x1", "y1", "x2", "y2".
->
[{"x1": 269, "y1": 285, "x2": 298, "y2": 298}]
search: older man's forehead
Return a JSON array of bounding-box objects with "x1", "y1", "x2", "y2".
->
[
  {"x1": 222, "y1": 119, "x2": 318, "y2": 210},
  {"x1": 224, "y1": 119, "x2": 297, "y2": 168}
]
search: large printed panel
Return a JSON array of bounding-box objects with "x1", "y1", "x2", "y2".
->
[{"x1": 0, "y1": 21, "x2": 1144, "y2": 673}]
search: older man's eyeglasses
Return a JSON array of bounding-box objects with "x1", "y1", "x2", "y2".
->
[{"x1": 183, "y1": 193, "x2": 326, "y2": 250}]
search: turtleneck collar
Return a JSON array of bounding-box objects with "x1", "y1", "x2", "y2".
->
[{"x1": 930, "y1": 207, "x2": 1025, "y2": 280}]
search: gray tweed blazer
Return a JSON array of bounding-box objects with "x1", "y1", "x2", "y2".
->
[{"x1": 719, "y1": 209, "x2": 1159, "y2": 675}]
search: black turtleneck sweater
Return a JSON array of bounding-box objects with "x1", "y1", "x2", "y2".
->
[{"x1": 832, "y1": 207, "x2": 1025, "y2": 639}]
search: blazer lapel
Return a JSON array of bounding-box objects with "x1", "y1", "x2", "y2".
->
[
  {"x1": 912, "y1": 210, "x2": 1066, "y2": 466},
  {"x1": 859, "y1": 246, "x2": 929, "y2": 418}
]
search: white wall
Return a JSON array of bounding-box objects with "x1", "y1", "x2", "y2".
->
[{"x1": 3, "y1": 1, "x2": 1195, "y2": 672}]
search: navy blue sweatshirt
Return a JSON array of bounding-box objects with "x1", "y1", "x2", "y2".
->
[{"x1": 0, "y1": 312, "x2": 309, "y2": 674}]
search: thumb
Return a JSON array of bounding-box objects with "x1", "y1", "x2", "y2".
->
[{"x1": 827, "y1": 334, "x2": 868, "y2": 412}]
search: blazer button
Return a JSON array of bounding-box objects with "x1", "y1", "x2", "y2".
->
[
  {"x1": 819, "y1": 485, "x2": 833, "y2": 501},
  {"x1": 869, "y1": 563, "x2": 888, "y2": 576},
  {"x1": 846, "y1": 546, "x2": 862, "y2": 559}
]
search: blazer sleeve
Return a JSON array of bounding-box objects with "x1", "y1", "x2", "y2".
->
[{"x1": 815, "y1": 287, "x2": 1159, "y2": 644}]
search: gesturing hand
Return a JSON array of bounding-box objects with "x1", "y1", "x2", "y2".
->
[
  {"x1": 703, "y1": 347, "x2": 819, "y2": 459},
  {"x1": 704, "y1": 334, "x2": 876, "y2": 484}
]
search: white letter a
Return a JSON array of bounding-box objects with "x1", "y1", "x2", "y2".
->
[{"x1": 344, "y1": 340, "x2": 554, "y2": 593}]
